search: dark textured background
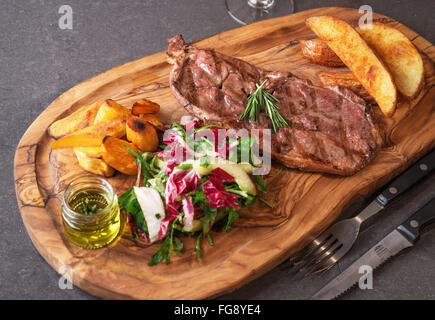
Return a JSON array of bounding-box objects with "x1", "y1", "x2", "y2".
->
[{"x1": 1, "y1": 0, "x2": 434, "y2": 299}]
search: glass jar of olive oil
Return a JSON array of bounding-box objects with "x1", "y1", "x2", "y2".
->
[{"x1": 61, "y1": 175, "x2": 121, "y2": 249}]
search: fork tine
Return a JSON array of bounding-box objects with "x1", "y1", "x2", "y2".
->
[
  {"x1": 290, "y1": 231, "x2": 333, "y2": 265},
  {"x1": 296, "y1": 237, "x2": 337, "y2": 271},
  {"x1": 303, "y1": 242, "x2": 343, "y2": 276},
  {"x1": 292, "y1": 236, "x2": 334, "y2": 268}
]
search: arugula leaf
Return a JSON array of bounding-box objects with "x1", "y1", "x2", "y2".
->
[
  {"x1": 174, "y1": 236, "x2": 184, "y2": 254},
  {"x1": 200, "y1": 202, "x2": 217, "y2": 234},
  {"x1": 228, "y1": 137, "x2": 255, "y2": 165},
  {"x1": 191, "y1": 189, "x2": 204, "y2": 205},
  {"x1": 170, "y1": 122, "x2": 186, "y2": 139},
  {"x1": 195, "y1": 124, "x2": 225, "y2": 132},
  {"x1": 251, "y1": 175, "x2": 267, "y2": 195},
  {"x1": 148, "y1": 236, "x2": 171, "y2": 266},
  {"x1": 206, "y1": 233, "x2": 214, "y2": 246},
  {"x1": 223, "y1": 181, "x2": 256, "y2": 206},
  {"x1": 201, "y1": 214, "x2": 216, "y2": 234},
  {"x1": 199, "y1": 155, "x2": 210, "y2": 168},
  {"x1": 195, "y1": 233, "x2": 202, "y2": 261},
  {"x1": 224, "y1": 187, "x2": 249, "y2": 198},
  {"x1": 148, "y1": 220, "x2": 184, "y2": 266},
  {"x1": 124, "y1": 147, "x2": 162, "y2": 186},
  {"x1": 192, "y1": 137, "x2": 214, "y2": 154},
  {"x1": 175, "y1": 163, "x2": 193, "y2": 170},
  {"x1": 259, "y1": 197, "x2": 274, "y2": 208},
  {"x1": 224, "y1": 208, "x2": 240, "y2": 232}
]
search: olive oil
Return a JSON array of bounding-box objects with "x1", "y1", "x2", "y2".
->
[
  {"x1": 62, "y1": 176, "x2": 121, "y2": 249},
  {"x1": 69, "y1": 191, "x2": 107, "y2": 215}
]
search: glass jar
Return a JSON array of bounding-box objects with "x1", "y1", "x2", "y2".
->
[{"x1": 61, "y1": 175, "x2": 121, "y2": 249}]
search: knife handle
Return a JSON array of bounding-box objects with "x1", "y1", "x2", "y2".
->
[
  {"x1": 397, "y1": 197, "x2": 435, "y2": 243},
  {"x1": 376, "y1": 149, "x2": 435, "y2": 207}
]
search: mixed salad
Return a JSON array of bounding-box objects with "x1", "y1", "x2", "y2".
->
[{"x1": 119, "y1": 118, "x2": 269, "y2": 266}]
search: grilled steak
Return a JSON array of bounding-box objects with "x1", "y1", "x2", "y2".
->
[{"x1": 167, "y1": 35, "x2": 381, "y2": 176}]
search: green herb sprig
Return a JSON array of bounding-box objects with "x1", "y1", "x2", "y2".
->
[
  {"x1": 239, "y1": 80, "x2": 288, "y2": 133},
  {"x1": 79, "y1": 198, "x2": 102, "y2": 215}
]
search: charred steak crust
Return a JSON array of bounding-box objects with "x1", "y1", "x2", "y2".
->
[{"x1": 167, "y1": 35, "x2": 381, "y2": 176}]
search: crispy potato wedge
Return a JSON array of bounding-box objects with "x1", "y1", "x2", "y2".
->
[
  {"x1": 138, "y1": 114, "x2": 164, "y2": 127},
  {"x1": 126, "y1": 116, "x2": 159, "y2": 152},
  {"x1": 356, "y1": 22, "x2": 424, "y2": 99},
  {"x1": 306, "y1": 16, "x2": 397, "y2": 117},
  {"x1": 300, "y1": 39, "x2": 345, "y2": 67},
  {"x1": 73, "y1": 146, "x2": 102, "y2": 158},
  {"x1": 47, "y1": 101, "x2": 102, "y2": 139},
  {"x1": 73, "y1": 118, "x2": 126, "y2": 138},
  {"x1": 317, "y1": 71, "x2": 376, "y2": 104},
  {"x1": 74, "y1": 149, "x2": 115, "y2": 177},
  {"x1": 94, "y1": 99, "x2": 131, "y2": 123},
  {"x1": 132, "y1": 99, "x2": 160, "y2": 115},
  {"x1": 101, "y1": 137, "x2": 138, "y2": 175},
  {"x1": 51, "y1": 134, "x2": 104, "y2": 149},
  {"x1": 317, "y1": 71, "x2": 359, "y2": 86}
]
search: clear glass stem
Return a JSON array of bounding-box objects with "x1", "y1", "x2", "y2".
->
[
  {"x1": 247, "y1": 0, "x2": 275, "y2": 10},
  {"x1": 225, "y1": 0, "x2": 294, "y2": 26}
]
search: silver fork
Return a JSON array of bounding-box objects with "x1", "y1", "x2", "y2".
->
[
  {"x1": 286, "y1": 148, "x2": 435, "y2": 276},
  {"x1": 288, "y1": 201, "x2": 382, "y2": 275}
]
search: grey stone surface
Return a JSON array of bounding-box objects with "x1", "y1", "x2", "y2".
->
[{"x1": 0, "y1": 0, "x2": 434, "y2": 300}]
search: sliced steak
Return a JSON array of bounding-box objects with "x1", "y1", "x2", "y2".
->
[{"x1": 167, "y1": 35, "x2": 381, "y2": 176}]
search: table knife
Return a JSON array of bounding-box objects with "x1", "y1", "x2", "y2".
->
[
  {"x1": 355, "y1": 148, "x2": 435, "y2": 225},
  {"x1": 288, "y1": 149, "x2": 435, "y2": 275},
  {"x1": 311, "y1": 196, "x2": 435, "y2": 300}
]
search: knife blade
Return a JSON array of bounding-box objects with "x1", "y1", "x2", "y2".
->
[{"x1": 311, "y1": 196, "x2": 435, "y2": 300}]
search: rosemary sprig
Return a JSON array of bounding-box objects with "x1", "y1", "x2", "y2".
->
[{"x1": 239, "y1": 80, "x2": 288, "y2": 133}]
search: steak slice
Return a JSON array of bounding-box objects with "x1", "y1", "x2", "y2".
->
[{"x1": 167, "y1": 35, "x2": 381, "y2": 176}]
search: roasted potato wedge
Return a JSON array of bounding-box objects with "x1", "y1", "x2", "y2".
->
[
  {"x1": 356, "y1": 22, "x2": 424, "y2": 99},
  {"x1": 300, "y1": 39, "x2": 345, "y2": 67},
  {"x1": 317, "y1": 71, "x2": 359, "y2": 86},
  {"x1": 306, "y1": 16, "x2": 397, "y2": 117},
  {"x1": 73, "y1": 146, "x2": 102, "y2": 158},
  {"x1": 94, "y1": 99, "x2": 131, "y2": 123},
  {"x1": 132, "y1": 99, "x2": 160, "y2": 115},
  {"x1": 73, "y1": 118, "x2": 126, "y2": 138},
  {"x1": 137, "y1": 114, "x2": 164, "y2": 127},
  {"x1": 126, "y1": 116, "x2": 159, "y2": 152},
  {"x1": 47, "y1": 101, "x2": 102, "y2": 139},
  {"x1": 74, "y1": 149, "x2": 115, "y2": 177},
  {"x1": 51, "y1": 134, "x2": 104, "y2": 149},
  {"x1": 101, "y1": 137, "x2": 138, "y2": 175},
  {"x1": 317, "y1": 71, "x2": 376, "y2": 104}
]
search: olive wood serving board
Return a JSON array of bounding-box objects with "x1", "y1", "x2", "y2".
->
[{"x1": 14, "y1": 7, "x2": 435, "y2": 299}]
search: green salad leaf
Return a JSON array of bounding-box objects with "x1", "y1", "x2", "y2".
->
[
  {"x1": 119, "y1": 188, "x2": 148, "y2": 235},
  {"x1": 148, "y1": 222, "x2": 183, "y2": 266}
]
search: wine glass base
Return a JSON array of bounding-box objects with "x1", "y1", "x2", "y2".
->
[{"x1": 225, "y1": 0, "x2": 295, "y2": 25}]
